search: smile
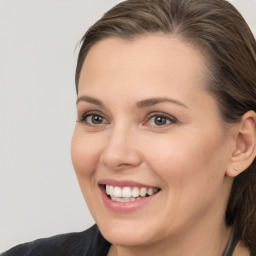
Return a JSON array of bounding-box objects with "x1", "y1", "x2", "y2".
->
[
  {"x1": 99, "y1": 180, "x2": 161, "y2": 212},
  {"x1": 105, "y1": 185, "x2": 160, "y2": 202}
]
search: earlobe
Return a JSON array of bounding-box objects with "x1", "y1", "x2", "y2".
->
[{"x1": 226, "y1": 110, "x2": 256, "y2": 178}]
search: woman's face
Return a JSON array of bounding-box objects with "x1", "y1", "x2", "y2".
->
[{"x1": 72, "y1": 35, "x2": 234, "y2": 247}]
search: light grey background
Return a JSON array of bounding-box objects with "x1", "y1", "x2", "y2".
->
[{"x1": 0, "y1": 0, "x2": 255, "y2": 253}]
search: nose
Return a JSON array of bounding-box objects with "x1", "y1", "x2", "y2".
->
[{"x1": 100, "y1": 126, "x2": 142, "y2": 171}]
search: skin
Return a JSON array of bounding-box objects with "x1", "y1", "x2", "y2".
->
[{"x1": 71, "y1": 35, "x2": 251, "y2": 256}]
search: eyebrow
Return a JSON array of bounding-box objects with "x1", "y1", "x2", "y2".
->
[
  {"x1": 76, "y1": 95, "x2": 188, "y2": 109},
  {"x1": 136, "y1": 97, "x2": 188, "y2": 109},
  {"x1": 76, "y1": 96, "x2": 105, "y2": 107}
]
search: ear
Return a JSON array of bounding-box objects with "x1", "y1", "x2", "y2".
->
[{"x1": 226, "y1": 110, "x2": 256, "y2": 178}]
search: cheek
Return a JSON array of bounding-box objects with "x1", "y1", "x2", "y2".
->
[
  {"x1": 71, "y1": 127, "x2": 102, "y2": 178},
  {"x1": 71, "y1": 127, "x2": 104, "y2": 217},
  {"x1": 140, "y1": 134, "x2": 196, "y2": 178},
  {"x1": 139, "y1": 131, "x2": 230, "y2": 230},
  {"x1": 141, "y1": 130, "x2": 228, "y2": 195}
]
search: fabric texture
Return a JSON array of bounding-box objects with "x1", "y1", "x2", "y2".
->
[{"x1": 2, "y1": 225, "x2": 111, "y2": 256}]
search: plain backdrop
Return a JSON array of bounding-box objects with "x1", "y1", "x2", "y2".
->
[{"x1": 0, "y1": 0, "x2": 255, "y2": 253}]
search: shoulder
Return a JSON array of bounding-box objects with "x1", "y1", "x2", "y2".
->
[{"x1": 2, "y1": 224, "x2": 110, "y2": 256}]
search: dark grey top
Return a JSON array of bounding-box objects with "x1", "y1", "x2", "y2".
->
[{"x1": 2, "y1": 225, "x2": 110, "y2": 256}]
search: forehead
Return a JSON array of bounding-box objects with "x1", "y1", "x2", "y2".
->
[{"x1": 79, "y1": 35, "x2": 208, "y2": 98}]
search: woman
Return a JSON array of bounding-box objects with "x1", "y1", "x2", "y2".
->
[{"x1": 3, "y1": 0, "x2": 256, "y2": 255}]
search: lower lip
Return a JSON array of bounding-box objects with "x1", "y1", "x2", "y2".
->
[{"x1": 99, "y1": 186, "x2": 159, "y2": 213}]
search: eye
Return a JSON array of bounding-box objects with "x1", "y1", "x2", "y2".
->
[
  {"x1": 78, "y1": 112, "x2": 108, "y2": 125},
  {"x1": 145, "y1": 113, "x2": 176, "y2": 127},
  {"x1": 87, "y1": 114, "x2": 106, "y2": 124},
  {"x1": 148, "y1": 116, "x2": 171, "y2": 126}
]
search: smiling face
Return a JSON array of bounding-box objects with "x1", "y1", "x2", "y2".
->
[{"x1": 71, "y1": 35, "x2": 235, "y2": 248}]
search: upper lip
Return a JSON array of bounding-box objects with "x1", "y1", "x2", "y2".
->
[{"x1": 98, "y1": 179, "x2": 160, "y2": 188}]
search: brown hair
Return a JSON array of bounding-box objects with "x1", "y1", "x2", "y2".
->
[{"x1": 75, "y1": 0, "x2": 256, "y2": 251}]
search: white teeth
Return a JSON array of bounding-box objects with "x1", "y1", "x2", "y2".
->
[
  {"x1": 140, "y1": 187, "x2": 147, "y2": 197},
  {"x1": 122, "y1": 187, "x2": 132, "y2": 197},
  {"x1": 114, "y1": 187, "x2": 122, "y2": 197},
  {"x1": 105, "y1": 185, "x2": 160, "y2": 201},
  {"x1": 131, "y1": 187, "x2": 140, "y2": 197},
  {"x1": 147, "y1": 188, "x2": 153, "y2": 196},
  {"x1": 110, "y1": 186, "x2": 114, "y2": 195},
  {"x1": 111, "y1": 196, "x2": 144, "y2": 202}
]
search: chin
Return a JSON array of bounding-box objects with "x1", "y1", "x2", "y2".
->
[
  {"x1": 96, "y1": 217, "x2": 163, "y2": 247},
  {"x1": 102, "y1": 227, "x2": 153, "y2": 247}
]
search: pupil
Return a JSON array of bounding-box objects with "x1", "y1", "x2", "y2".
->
[
  {"x1": 92, "y1": 115, "x2": 103, "y2": 124},
  {"x1": 155, "y1": 116, "x2": 166, "y2": 125}
]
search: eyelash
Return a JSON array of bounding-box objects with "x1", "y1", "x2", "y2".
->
[
  {"x1": 77, "y1": 111, "x2": 108, "y2": 126},
  {"x1": 77, "y1": 111, "x2": 177, "y2": 127},
  {"x1": 144, "y1": 112, "x2": 177, "y2": 127}
]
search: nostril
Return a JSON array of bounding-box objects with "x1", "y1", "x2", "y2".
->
[{"x1": 99, "y1": 139, "x2": 142, "y2": 171}]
